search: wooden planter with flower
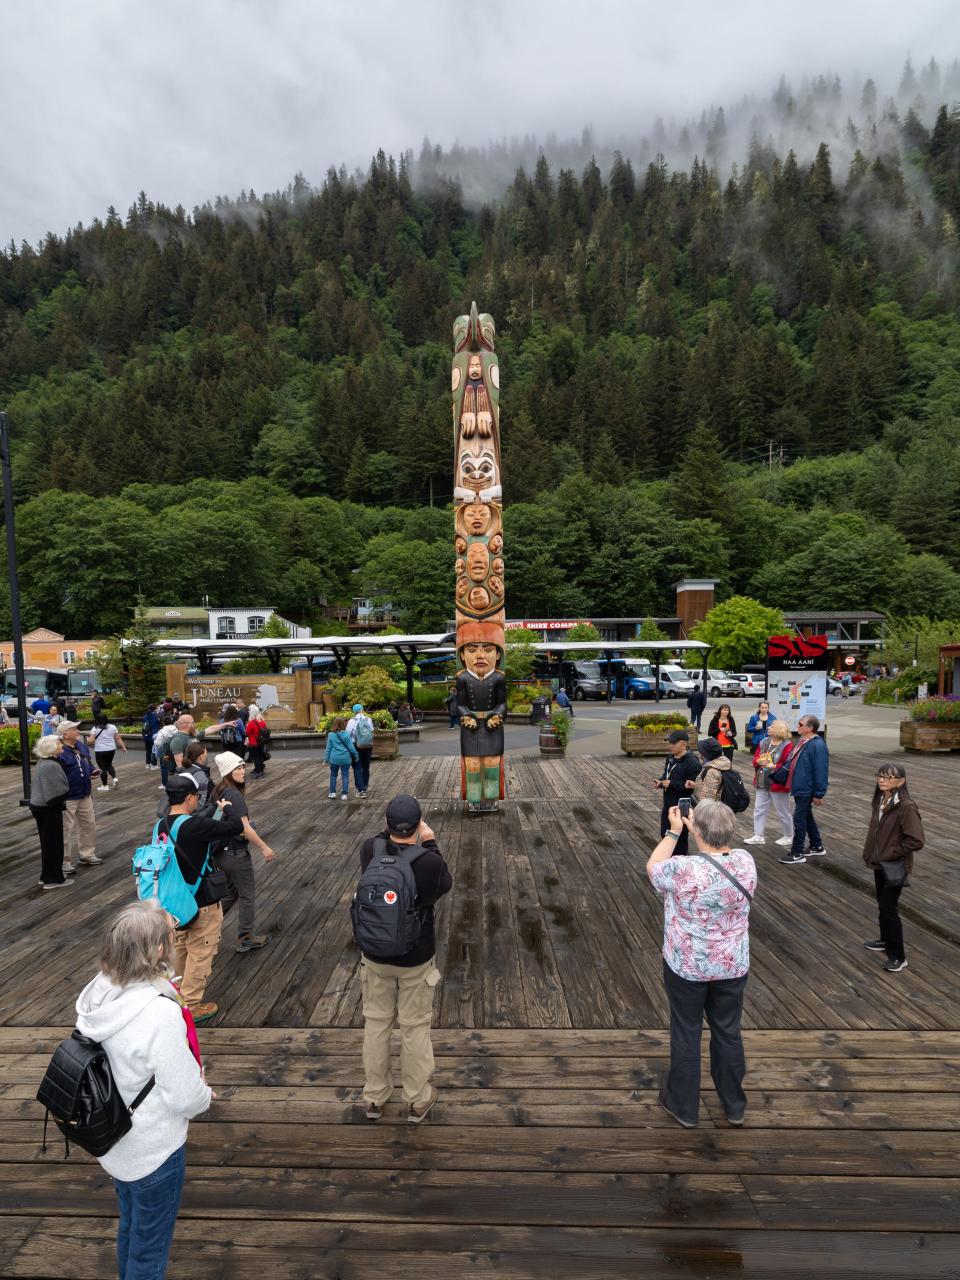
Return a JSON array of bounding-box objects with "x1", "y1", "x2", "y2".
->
[
  {"x1": 621, "y1": 714, "x2": 698, "y2": 757},
  {"x1": 900, "y1": 700, "x2": 960, "y2": 752},
  {"x1": 314, "y1": 710, "x2": 399, "y2": 759}
]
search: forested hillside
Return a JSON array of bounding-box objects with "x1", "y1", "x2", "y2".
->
[{"x1": 3, "y1": 65, "x2": 960, "y2": 636}]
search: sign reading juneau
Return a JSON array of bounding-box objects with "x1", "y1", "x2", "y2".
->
[{"x1": 766, "y1": 634, "x2": 829, "y2": 733}]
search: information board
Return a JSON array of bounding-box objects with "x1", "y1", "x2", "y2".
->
[{"x1": 766, "y1": 634, "x2": 830, "y2": 733}]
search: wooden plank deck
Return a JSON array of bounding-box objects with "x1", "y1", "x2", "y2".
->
[{"x1": 1, "y1": 750, "x2": 958, "y2": 1277}]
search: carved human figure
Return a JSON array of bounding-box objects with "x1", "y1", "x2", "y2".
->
[
  {"x1": 465, "y1": 542, "x2": 489, "y2": 583},
  {"x1": 460, "y1": 353, "x2": 494, "y2": 439},
  {"x1": 456, "y1": 638, "x2": 506, "y2": 804}
]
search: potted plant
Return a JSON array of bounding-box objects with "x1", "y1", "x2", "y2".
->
[
  {"x1": 370, "y1": 708, "x2": 399, "y2": 759},
  {"x1": 540, "y1": 708, "x2": 572, "y2": 755},
  {"x1": 621, "y1": 711, "x2": 697, "y2": 757},
  {"x1": 900, "y1": 696, "x2": 960, "y2": 752}
]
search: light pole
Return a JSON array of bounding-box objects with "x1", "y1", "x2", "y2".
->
[{"x1": 0, "y1": 411, "x2": 32, "y2": 803}]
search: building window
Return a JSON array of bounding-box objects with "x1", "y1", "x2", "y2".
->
[
  {"x1": 62, "y1": 650, "x2": 76, "y2": 664},
  {"x1": 248, "y1": 615, "x2": 265, "y2": 633},
  {"x1": 84, "y1": 649, "x2": 97, "y2": 660},
  {"x1": 217, "y1": 616, "x2": 235, "y2": 636}
]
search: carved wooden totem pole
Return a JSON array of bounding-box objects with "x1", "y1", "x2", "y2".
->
[{"x1": 453, "y1": 302, "x2": 506, "y2": 812}]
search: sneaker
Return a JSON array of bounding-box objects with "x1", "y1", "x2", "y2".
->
[
  {"x1": 190, "y1": 1002, "x2": 219, "y2": 1024},
  {"x1": 40, "y1": 880, "x2": 74, "y2": 890},
  {"x1": 658, "y1": 1091, "x2": 697, "y2": 1129},
  {"x1": 328, "y1": 792, "x2": 336, "y2": 799},
  {"x1": 111, "y1": 778, "x2": 119, "y2": 789},
  {"x1": 863, "y1": 939, "x2": 887, "y2": 951},
  {"x1": 358, "y1": 791, "x2": 367, "y2": 798},
  {"x1": 778, "y1": 852, "x2": 806, "y2": 865},
  {"x1": 158, "y1": 783, "x2": 166, "y2": 789},
  {"x1": 408, "y1": 1086, "x2": 438, "y2": 1124},
  {"x1": 365, "y1": 1101, "x2": 383, "y2": 1121},
  {"x1": 341, "y1": 793, "x2": 349, "y2": 802},
  {"x1": 806, "y1": 846, "x2": 826, "y2": 857},
  {"x1": 726, "y1": 1111, "x2": 746, "y2": 1126},
  {"x1": 62, "y1": 862, "x2": 76, "y2": 875},
  {"x1": 884, "y1": 958, "x2": 908, "y2": 973},
  {"x1": 77, "y1": 855, "x2": 103, "y2": 866},
  {"x1": 236, "y1": 934, "x2": 270, "y2": 953},
  {"x1": 744, "y1": 835, "x2": 765, "y2": 845},
  {"x1": 96, "y1": 785, "x2": 110, "y2": 792},
  {"x1": 775, "y1": 836, "x2": 793, "y2": 847}
]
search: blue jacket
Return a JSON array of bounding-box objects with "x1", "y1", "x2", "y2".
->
[
  {"x1": 325, "y1": 730, "x2": 359, "y2": 766},
  {"x1": 142, "y1": 710, "x2": 161, "y2": 739},
  {"x1": 789, "y1": 735, "x2": 829, "y2": 798},
  {"x1": 746, "y1": 712, "x2": 776, "y2": 748},
  {"x1": 58, "y1": 741, "x2": 95, "y2": 799}
]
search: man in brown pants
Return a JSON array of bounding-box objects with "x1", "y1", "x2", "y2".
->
[
  {"x1": 356, "y1": 795, "x2": 452, "y2": 1123},
  {"x1": 160, "y1": 775, "x2": 244, "y2": 1024}
]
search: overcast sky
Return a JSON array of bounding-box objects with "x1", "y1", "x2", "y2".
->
[{"x1": 1, "y1": 0, "x2": 956, "y2": 245}]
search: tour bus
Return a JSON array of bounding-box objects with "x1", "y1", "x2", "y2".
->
[{"x1": 1, "y1": 667, "x2": 68, "y2": 714}]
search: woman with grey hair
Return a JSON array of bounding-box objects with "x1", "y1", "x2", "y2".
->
[
  {"x1": 31, "y1": 734, "x2": 71, "y2": 888},
  {"x1": 646, "y1": 798, "x2": 757, "y2": 1129},
  {"x1": 75, "y1": 900, "x2": 214, "y2": 1278}
]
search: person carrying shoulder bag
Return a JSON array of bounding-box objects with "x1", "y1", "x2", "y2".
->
[{"x1": 861, "y1": 763, "x2": 924, "y2": 973}]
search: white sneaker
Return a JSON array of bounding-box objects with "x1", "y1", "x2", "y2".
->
[
  {"x1": 775, "y1": 836, "x2": 793, "y2": 847},
  {"x1": 744, "y1": 835, "x2": 765, "y2": 845},
  {"x1": 111, "y1": 778, "x2": 119, "y2": 789},
  {"x1": 158, "y1": 783, "x2": 166, "y2": 789},
  {"x1": 341, "y1": 794, "x2": 349, "y2": 802},
  {"x1": 96, "y1": 785, "x2": 110, "y2": 792},
  {"x1": 328, "y1": 792, "x2": 336, "y2": 799}
]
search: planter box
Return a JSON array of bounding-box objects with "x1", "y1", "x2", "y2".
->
[
  {"x1": 621, "y1": 722, "x2": 696, "y2": 757},
  {"x1": 373, "y1": 728, "x2": 399, "y2": 759},
  {"x1": 900, "y1": 720, "x2": 960, "y2": 752},
  {"x1": 539, "y1": 723, "x2": 565, "y2": 756}
]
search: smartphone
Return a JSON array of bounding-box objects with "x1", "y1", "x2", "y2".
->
[{"x1": 678, "y1": 798, "x2": 691, "y2": 819}]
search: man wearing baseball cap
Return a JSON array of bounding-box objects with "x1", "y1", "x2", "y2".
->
[
  {"x1": 653, "y1": 731, "x2": 702, "y2": 856},
  {"x1": 356, "y1": 794, "x2": 452, "y2": 1124}
]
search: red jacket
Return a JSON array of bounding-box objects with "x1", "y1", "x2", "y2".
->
[
  {"x1": 245, "y1": 717, "x2": 266, "y2": 747},
  {"x1": 752, "y1": 738, "x2": 794, "y2": 792}
]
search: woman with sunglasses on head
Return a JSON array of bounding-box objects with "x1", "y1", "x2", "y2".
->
[
  {"x1": 212, "y1": 753, "x2": 276, "y2": 955},
  {"x1": 862, "y1": 763, "x2": 924, "y2": 973}
]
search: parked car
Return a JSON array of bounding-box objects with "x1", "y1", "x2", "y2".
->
[
  {"x1": 659, "y1": 667, "x2": 698, "y2": 699},
  {"x1": 702, "y1": 669, "x2": 743, "y2": 697},
  {"x1": 735, "y1": 672, "x2": 767, "y2": 696}
]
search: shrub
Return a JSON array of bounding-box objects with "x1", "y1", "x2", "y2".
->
[
  {"x1": 331, "y1": 665, "x2": 405, "y2": 711},
  {"x1": 864, "y1": 678, "x2": 896, "y2": 706},
  {"x1": 507, "y1": 682, "x2": 541, "y2": 712},
  {"x1": 315, "y1": 709, "x2": 396, "y2": 733},
  {"x1": 413, "y1": 683, "x2": 451, "y2": 711},
  {"x1": 624, "y1": 712, "x2": 692, "y2": 731},
  {"x1": 0, "y1": 724, "x2": 40, "y2": 764},
  {"x1": 908, "y1": 697, "x2": 960, "y2": 723}
]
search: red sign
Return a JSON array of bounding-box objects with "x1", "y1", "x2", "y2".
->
[
  {"x1": 521, "y1": 620, "x2": 592, "y2": 631},
  {"x1": 844, "y1": 656, "x2": 856, "y2": 667},
  {"x1": 766, "y1": 634, "x2": 831, "y2": 670}
]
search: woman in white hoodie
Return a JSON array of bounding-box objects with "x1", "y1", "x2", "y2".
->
[{"x1": 75, "y1": 900, "x2": 213, "y2": 1279}]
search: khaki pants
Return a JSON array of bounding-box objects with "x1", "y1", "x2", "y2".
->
[
  {"x1": 63, "y1": 795, "x2": 96, "y2": 862},
  {"x1": 360, "y1": 957, "x2": 440, "y2": 1107},
  {"x1": 173, "y1": 904, "x2": 223, "y2": 1007}
]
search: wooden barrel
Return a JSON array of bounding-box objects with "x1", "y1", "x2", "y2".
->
[{"x1": 539, "y1": 722, "x2": 564, "y2": 755}]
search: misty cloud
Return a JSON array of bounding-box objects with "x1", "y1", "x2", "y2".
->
[{"x1": 1, "y1": 0, "x2": 957, "y2": 244}]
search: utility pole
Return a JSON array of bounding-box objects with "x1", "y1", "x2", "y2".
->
[
  {"x1": 0, "y1": 411, "x2": 32, "y2": 803},
  {"x1": 429, "y1": 475, "x2": 434, "y2": 508}
]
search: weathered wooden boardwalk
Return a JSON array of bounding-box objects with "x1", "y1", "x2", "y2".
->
[{"x1": 1, "y1": 749, "x2": 958, "y2": 1277}]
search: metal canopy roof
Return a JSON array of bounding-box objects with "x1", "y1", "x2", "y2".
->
[{"x1": 531, "y1": 640, "x2": 708, "y2": 653}]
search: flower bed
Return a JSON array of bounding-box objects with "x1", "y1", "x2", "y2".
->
[
  {"x1": 907, "y1": 697, "x2": 960, "y2": 722},
  {"x1": 621, "y1": 713, "x2": 696, "y2": 757}
]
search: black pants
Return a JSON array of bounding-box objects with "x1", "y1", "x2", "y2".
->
[
  {"x1": 720, "y1": 746, "x2": 735, "y2": 761},
  {"x1": 248, "y1": 746, "x2": 266, "y2": 776},
  {"x1": 660, "y1": 799, "x2": 689, "y2": 855},
  {"x1": 143, "y1": 736, "x2": 155, "y2": 765},
  {"x1": 95, "y1": 750, "x2": 116, "y2": 784},
  {"x1": 662, "y1": 960, "x2": 748, "y2": 1125},
  {"x1": 874, "y1": 868, "x2": 905, "y2": 962},
  {"x1": 31, "y1": 804, "x2": 65, "y2": 884}
]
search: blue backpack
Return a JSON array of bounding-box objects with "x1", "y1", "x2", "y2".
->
[
  {"x1": 133, "y1": 816, "x2": 208, "y2": 927},
  {"x1": 355, "y1": 715, "x2": 375, "y2": 747}
]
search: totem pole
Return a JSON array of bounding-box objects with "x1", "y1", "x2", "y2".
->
[{"x1": 452, "y1": 302, "x2": 506, "y2": 813}]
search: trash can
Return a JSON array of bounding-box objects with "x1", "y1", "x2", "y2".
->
[{"x1": 530, "y1": 696, "x2": 552, "y2": 725}]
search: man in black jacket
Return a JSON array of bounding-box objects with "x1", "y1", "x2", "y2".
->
[
  {"x1": 161, "y1": 774, "x2": 244, "y2": 1024},
  {"x1": 686, "y1": 684, "x2": 707, "y2": 732},
  {"x1": 653, "y1": 731, "x2": 702, "y2": 855},
  {"x1": 358, "y1": 794, "x2": 452, "y2": 1124}
]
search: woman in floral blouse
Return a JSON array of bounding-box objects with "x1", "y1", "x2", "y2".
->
[{"x1": 646, "y1": 799, "x2": 757, "y2": 1129}]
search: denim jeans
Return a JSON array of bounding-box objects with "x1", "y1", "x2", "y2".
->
[
  {"x1": 329, "y1": 762, "x2": 350, "y2": 795},
  {"x1": 791, "y1": 794, "x2": 823, "y2": 856},
  {"x1": 113, "y1": 1143, "x2": 186, "y2": 1279},
  {"x1": 661, "y1": 961, "x2": 748, "y2": 1125},
  {"x1": 352, "y1": 746, "x2": 372, "y2": 792}
]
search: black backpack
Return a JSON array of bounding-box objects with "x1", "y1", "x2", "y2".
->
[
  {"x1": 718, "y1": 767, "x2": 751, "y2": 814},
  {"x1": 351, "y1": 837, "x2": 427, "y2": 958},
  {"x1": 36, "y1": 1029, "x2": 155, "y2": 1157}
]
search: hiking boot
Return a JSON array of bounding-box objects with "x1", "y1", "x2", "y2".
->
[
  {"x1": 806, "y1": 846, "x2": 826, "y2": 857},
  {"x1": 658, "y1": 1091, "x2": 697, "y2": 1128},
  {"x1": 191, "y1": 1002, "x2": 219, "y2": 1024},
  {"x1": 883, "y1": 958, "x2": 908, "y2": 973},
  {"x1": 863, "y1": 939, "x2": 887, "y2": 951},
  {"x1": 77, "y1": 855, "x2": 103, "y2": 866},
  {"x1": 778, "y1": 852, "x2": 806, "y2": 865},
  {"x1": 236, "y1": 934, "x2": 270, "y2": 953},
  {"x1": 365, "y1": 1101, "x2": 383, "y2": 1121},
  {"x1": 408, "y1": 1086, "x2": 438, "y2": 1124}
]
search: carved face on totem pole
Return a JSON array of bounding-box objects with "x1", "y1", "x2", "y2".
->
[{"x1": 462, "y1": 642, "x2": 498, "y2": 678}]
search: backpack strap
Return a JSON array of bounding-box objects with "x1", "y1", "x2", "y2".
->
[{"x1": 697, "y1": 852, "x2": 753, "y2": 903}]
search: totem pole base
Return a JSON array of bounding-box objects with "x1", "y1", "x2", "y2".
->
[
  {"x1": 460, "y1": 757, "x2": 506, "y2": 811},
  {"x1": 467, "y1": 799, "x2": 499, "y2": 816}
]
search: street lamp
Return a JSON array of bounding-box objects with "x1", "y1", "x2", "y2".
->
[{"x1": 0, "y1": 411, "x2": 32, "y2": 803}]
